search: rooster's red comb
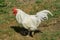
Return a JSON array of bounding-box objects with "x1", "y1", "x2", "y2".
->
[{"x1": 12, "y1": 7, "x2": 17, "y2": 16}]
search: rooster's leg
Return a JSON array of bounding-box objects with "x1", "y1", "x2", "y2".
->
[{"x1": 29, "y1": 31, "x2": 34, "y2": 37}]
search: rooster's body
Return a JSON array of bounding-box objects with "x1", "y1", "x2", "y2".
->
[{"x1": 12, "y1": 8, "x2": 53, "y2": 37}]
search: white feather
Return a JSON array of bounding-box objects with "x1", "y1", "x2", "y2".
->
[
  {"x1": 36, "y1": 10, "x2": 53, "y2": 21},
  {"x1": 16, "y1": 9, "x2": 53, "y2": 31}
]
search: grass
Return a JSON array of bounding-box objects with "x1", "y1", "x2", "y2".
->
[
  {"x1": 35, "y1": 0, "x2": 43, "y2": 4},
  {"x1": 40, "y1": 31, "x2": 60, "y2": 40},
  {"x1": 0, "y1": 0, "x2": 60, "y2": 40}
]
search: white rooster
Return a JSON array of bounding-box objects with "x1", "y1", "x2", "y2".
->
[{"x1": 12, "y1": 8, "x2": 53, "y2": 37}]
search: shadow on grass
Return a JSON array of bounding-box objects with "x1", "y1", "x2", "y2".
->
[
  {"x1": 10, "y1": 26, "x2": 43, "y2": 37},
  {"x1": 11, "y1": 26, "x2": 28, "y2": 36}
]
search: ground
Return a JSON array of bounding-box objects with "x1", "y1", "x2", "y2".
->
[{"x1": 0, "y1": 0, "x2": 60, "y2": 40}]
